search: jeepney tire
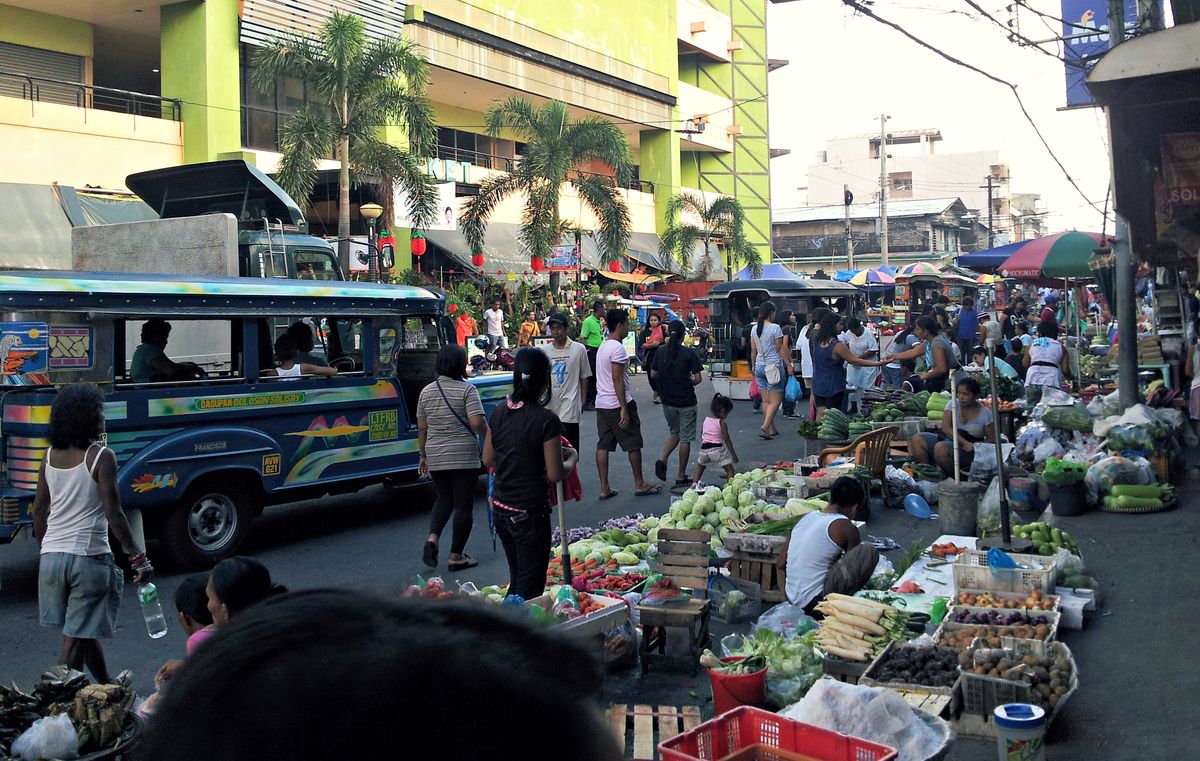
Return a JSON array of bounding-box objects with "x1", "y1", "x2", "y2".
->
[{"x1": 162, "y1": 481, "x2": 256, "y2": 569}]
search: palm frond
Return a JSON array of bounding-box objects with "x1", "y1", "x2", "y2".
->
[
  {"x1": 565, "y1": 116, "x2": 634, "y2": 183},
  {"x1": 461, "y1": 171, "x2": 528, "y2": 253},
  {"x1": 322, "y1": 11, "x2": 366, "y2": 84},
  {"x1": 249, "y1": 32, "x2": 320, "y2": 97},
  {"x1": 571, "y1": 174, "x2": 631, "y2": 264},
  {"x1": 350, "y1": 139, "x2": 438, "y2": 229},
  {"x1": 274, "y1": 104, "x2": 338, "y2": 209},
  {"x1": 484, "y1": 96, "x2": 543, "y2": 139},
  {"x1": 519, "y1": 181, "x2": 563, "y2": 260},
  {"x1": 659, "y1": 223, "x2": 703, "y2": 274}
]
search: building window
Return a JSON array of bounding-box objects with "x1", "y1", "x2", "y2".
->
[
  {"x1": 239, "y1": 44, "x2": 332, "y2": 156},
  {"x1": 888, "y1": 172, "x2": 913, "y2": 199}
]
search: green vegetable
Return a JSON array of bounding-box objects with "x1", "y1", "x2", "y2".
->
[
  {"x1": 1109, "y1": 495, "x2": 1164, "y2": 509},
  {"x1": 1109, "y1": 484, "x2": 1165, "y2": 498},
  {"x1": 745, "y1": 516, "x2": 803, "y2": 536},
  {"x1": 1041, "y1": 404, "x2": 1093, "y2": 432}
]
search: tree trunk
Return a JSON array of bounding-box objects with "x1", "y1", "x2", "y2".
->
[{"x1": 338, "y1": 133, "x2": 351, "y2": 277}]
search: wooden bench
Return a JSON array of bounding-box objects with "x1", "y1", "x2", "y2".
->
[{"x1": 609, "y1": 704, "x2": 702, "y2": 761}]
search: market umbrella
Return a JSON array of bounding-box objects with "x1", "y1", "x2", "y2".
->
[
  {"x1": 896, "y1": 262, "x2": 940, "y2": 276},
  {"x1": 998, "y1": 231, "x2": 1114, "y2": 280},
  {"x1": 1089, "y1": 250, "x2": 1116, "y2": 311},
  {"x1": 976, "y1": 274, "x2": 1002, "y2": 284},
  {"x1": 849, "y1": 269, "x2": 896, "y2": 286}
]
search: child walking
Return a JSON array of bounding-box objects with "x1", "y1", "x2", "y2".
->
[{"x1": 692, "y1": 394, "x2": 738, "y2": 486}]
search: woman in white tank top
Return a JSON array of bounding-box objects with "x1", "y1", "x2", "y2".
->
[{"x1": 33, "y1": 383, "x2": 152, "y2": 684}]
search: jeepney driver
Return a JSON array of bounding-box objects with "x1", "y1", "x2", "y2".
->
[{"x1": 131, "y1": 319, "x2": 203, "y2": 383}]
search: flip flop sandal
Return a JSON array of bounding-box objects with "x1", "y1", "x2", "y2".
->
[
  {"x1": 599, "y1": 491, "x2": 620, "y2": 500},
  {"x1": 635, "y1": 486, "x2": 662, "y2": 496},
  {"x1": 422, "y1": 541, "x2": 438, "y2": 568},
  {"x1": 655, "y1": 460, "x2": 668, "y2": 481},
  {"x1": 674, "y1": 478, "x2": 691, "y2": 487},
  {"x1": 448, "y1": 555, "x2": 478, "y2": 572}
]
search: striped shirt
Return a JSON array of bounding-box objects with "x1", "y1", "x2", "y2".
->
[{"x1": 416, "y1": 377, "x2": 484, "y2": 471}]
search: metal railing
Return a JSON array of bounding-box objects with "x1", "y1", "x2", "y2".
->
[
  {"x1": 433, "y1": 144, "x2": 654, "y2": 194},
  {"x1": 0, "y1": 70, "x2": 181, "y2": 121}
]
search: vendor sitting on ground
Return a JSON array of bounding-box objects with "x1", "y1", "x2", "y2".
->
[
  {"x1": 970, "y1": 345, "x2": 1019, "y2": 380},
  {"x1": 778, "y1": 477, "x2": 880, "y2": 616},
  {"x1": 908, "y1": 376, "x2": 994, "y2": 478},
  {"x1": 131, "y1": 318, "x2": 204, "y2": 383}
]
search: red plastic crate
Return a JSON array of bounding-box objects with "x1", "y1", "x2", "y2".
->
[{"x1": 658, "y1": 706, "x2": 897, "y2": 761}]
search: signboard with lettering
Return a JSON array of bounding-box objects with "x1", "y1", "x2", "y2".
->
[
  {"x1": 547, "y1": 244, "x2": 581, "y2": 272},
  {"x1": 1161, "y1": 133, "x2": 1200, "y2": 206},
  {"x1": 1060, "y1": 0, "x2": 1139, "y2": 107}
]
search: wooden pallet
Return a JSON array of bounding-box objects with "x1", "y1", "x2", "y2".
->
[
  {"x1": 609, "y1": 704, "x2": 702, "y2": 761},
  {"x1": 899, "y1": 691, "x2": 952, "y2": 717},
  {"x1": 727, "y1": 552, "x2": 787, "y2": 603}
]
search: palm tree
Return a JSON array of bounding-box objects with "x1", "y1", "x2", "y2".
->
[
  {"x1": 461, "y1": 98, "x2": 633, "y2": 278},
  {"x1": 659, "y1": 192, "x2": 761, "y2": 281},
  {"x1": 251, "y1": 11, "x2": 438, "y2": 274}
]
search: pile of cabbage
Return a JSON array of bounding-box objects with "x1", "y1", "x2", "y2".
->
[{"x1": 648, "y1": 470, "x2": 818, "y2": 548}]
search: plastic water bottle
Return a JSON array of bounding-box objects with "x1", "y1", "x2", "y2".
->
[{"x1": 138, "y1": 583, "x2": 168, "y2": 639}]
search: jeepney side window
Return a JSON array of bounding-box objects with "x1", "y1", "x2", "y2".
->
[
  {"x1": 0, "y1": 313, "x2": 112, "y2": 386},
  {"x1": 117, "y1": 318, "x2": 242, "y2": 385}
]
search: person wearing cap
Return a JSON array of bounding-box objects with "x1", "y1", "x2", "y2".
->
[
  {"x1": 1039, "y1": 295, "x2": 1057, "y2": 325},
  {"x1": 541, "y1": 312, "x2": 591, "y2": 449}
]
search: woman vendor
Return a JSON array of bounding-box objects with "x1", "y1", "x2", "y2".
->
[{"x1": 908, "y1": 377, "x2": 994, "y2": 478}]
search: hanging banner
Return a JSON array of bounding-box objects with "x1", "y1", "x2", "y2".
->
[
  {"x1": 546, "y1": 244, "x2": 581, "y2": 272},
  {"x1": 1161, "y1": 133, "x2": 1200, "y2": 206},
  {"x1": 1060, "y1": 0, "x2": 1139, "y2": 107},
  {"x1": 394, "y1": 182, "x2": 457, "y2": 230}
]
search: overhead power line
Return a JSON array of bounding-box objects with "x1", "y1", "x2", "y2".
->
[
  {"x1": 960, "y1": 0, "x2": 1084, "y2": 68},
  {"x1": 838, "y1": 0, "x2": 1106, "y2": 217}
]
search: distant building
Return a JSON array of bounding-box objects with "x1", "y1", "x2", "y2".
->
[
  {"x1": 772, "y1": 197, "x2": 977, "y2": 274},
  {"x1": 805, "y1": 128, "x2": 1043, "y2": 247}
]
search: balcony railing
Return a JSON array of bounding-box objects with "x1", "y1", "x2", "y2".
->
[
  {"x1": 0, "y1": 70, "x2": 181, "y2": 121},
  {"x1": 433, "y1": 144, "x2": 655, "y2": 194}
]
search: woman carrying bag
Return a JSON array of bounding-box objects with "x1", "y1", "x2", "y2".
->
[{"x1": 418, "y1": 345, "x2": 488, "y2": 572}]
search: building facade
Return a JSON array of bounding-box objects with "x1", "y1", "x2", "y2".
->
[
  {"x1": 0, "y1": 0, "x2": 779, "y2": 273},
  {"x1": 772, "y1": 197, "x2": 976, "y2": 275}
]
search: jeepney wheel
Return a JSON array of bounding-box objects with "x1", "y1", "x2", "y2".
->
[{"x1": 162, "y1": 483, "x2": 254, "y2": 569}]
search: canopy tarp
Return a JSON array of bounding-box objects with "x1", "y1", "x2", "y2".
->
[
  {"x1": 600, "y1": 270, "x2": 670, "y2": 284},
  {"x1": 956, "y1": 240, "x2": 1028, "y2": 271},
  {"x1": 736, "y1": 262, "x2": 801, "y2": 280},
  {"x1": 0, "y1": 183, "x2": 74, "y2": 270}
]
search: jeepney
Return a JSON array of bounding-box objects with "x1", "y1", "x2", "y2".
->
[
  {"x1": 696, "y1": 279, "x2": 863, "y2": 399},
  {"x1": 893, "y1": 265, "x2": 981, "y2": 322},
  {"x1": 0, "y1": 272, "x2": 511, "y2": 567}
]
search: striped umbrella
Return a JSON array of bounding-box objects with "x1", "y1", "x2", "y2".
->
[
  {"x1": 897, "y1": 262, "x2": 940, "y2": 276},
  {"x1": 849, "y1": 269, "x2": 896, "y2": 286},
  {"x1": 976, "y1": 274, "x2": 1002, "y2": 284},
  {"x1": 999, "y1": 231, "x2": 1114, "y2": 280}
]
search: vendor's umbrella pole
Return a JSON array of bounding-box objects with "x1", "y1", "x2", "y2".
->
[
  {"x1": 985, "y1": 335, "x2": 1012, "y2": 545},
  {"x1": 951, "y1": 392, "x2": 961, "y2": 483},
  {"x1": 556, "y1": 480, "x2": 572, "y2": 587}
]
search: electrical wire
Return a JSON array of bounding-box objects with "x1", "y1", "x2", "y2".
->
[
  {"x1": 839, "y1": 0, "x2": 1107, "y2": 216},
  {"x1": 960, "y1": 0, "x2": 1083, "y2": 67}
]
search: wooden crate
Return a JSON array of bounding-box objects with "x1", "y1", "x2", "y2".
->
[
  {"x1": 609, "y1": 704, "x2": 702, "y2": 761},
  {"x1": 727, "y1": 551, "x2": 787, "y2": 603}
]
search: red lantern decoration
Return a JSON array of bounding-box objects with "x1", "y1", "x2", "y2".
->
[
  {"x1": 530, "y1": 256, "x2": 545, "y2": 272},
  {"x1": 410, "y1": 232, "x2": 427, "y2": 257},
  {"x1": 448, "y1": 303, "x2": 458, "y2": 314},
  {"x1": 471, "y1": 252, "x2": 485, "y2": 268},
  {"x1": 608, "y1": 260, "x2": 621, "y2": 273}
]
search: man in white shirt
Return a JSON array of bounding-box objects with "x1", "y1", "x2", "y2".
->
[
  {"x1": 541, "y1": 312, "x2": 591, "y2": 449},
  {"x1": 594, "y1": 309, "x2": 660, "y2": 498},
  {"x1": 777, "y1": 477, "x2": 879, "y2": 614},
  {"x1": 482, "y1": 299, "x2": 508, "y2": 351}
]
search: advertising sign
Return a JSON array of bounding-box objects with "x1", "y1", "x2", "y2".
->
[
  {"x1": 394, "y1": 182, "x2": 457, "y2": 230},
  {"x1": 547, "y1": 243, "x2": 581, "y2": 272},
  {"x1": 1060, "y1": 0, "x2": 1139, "y2": 107},
  {"x1": 1161, "y1": 133, "x2": 1200, "y2": 206}
]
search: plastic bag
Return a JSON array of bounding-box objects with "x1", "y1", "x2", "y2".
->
[
  {"x1": 972, "y1": 443, "x2": 998, "y2": 471},
  {"x1": 978, "y1": 476, "x2": 1019, "y2": 534},
  {"x1": 749, "y1": 378, "x2": 761, "y2": 400},
  {"x1": 11, "y1": 714, "x2": 79, "y2": 761},
  {"x1": 1085, "y1": 454, "x2": 1154, "y2": 496},
  {"x1": 752, "y1": 602, "x2": 817, "y2": 641},
  {"x1": 785, "y1": 375, "x2": 801, "y2": 402},
  {"x1": 602, "y1": 619, "x2": 638, "y2": 670},
  {"x1": 1052, "y1": 548, "x2": 1086, "y2": 581},
  {"x1": 1032, "y1": 437, "x2": 1065, "y2": 465}
]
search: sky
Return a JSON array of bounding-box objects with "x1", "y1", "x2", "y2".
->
[{"x1": 765, "y1": 0, "x2": 1114, "y2": 234}]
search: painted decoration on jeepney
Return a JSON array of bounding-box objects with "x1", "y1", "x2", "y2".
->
[
  {"x1": 0, "y1": 273, "x2": 436, "y2": 301},
  {"x1": 147, "y1": 381, "x2": 398, "y2": 417},
  {"x1": 131, "y1": 473, "x2": 178, "y2": 493},
  {"x1": 895, "y1": 284, "x2": 908, "y2": 300},
  {"x1": 49, "y1": 326, "x2": 94, "y2": 370},
  {"x1": 0, "y1": 323, "x2": 49, "y2": 375},
  {"x1": 285, "y1": 439, "x2": 418, "y2": 484}
]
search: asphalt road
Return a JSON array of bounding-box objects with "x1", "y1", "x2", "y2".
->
[{"x1": 1, "y1": 371, "x2": 1196, "y2": 760}]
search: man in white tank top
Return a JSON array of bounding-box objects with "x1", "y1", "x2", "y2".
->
[{"x1": 779, "y1": 477, "x2": 880, "y2": 613}]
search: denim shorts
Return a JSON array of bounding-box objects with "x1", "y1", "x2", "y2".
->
[
  {"x1": 754, "y1": 362, "x2": 786, "y2": 393},
  {"x1": 39, "y1": 552, "x2": 123, "y2": 639}
]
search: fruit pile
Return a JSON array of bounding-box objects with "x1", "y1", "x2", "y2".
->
[
  {"x1": 1011, "y1": 522, "x2": 1079, "y2": 556},
  {"x1": 956, "y1": 590, "x2": 1057, "y2": 611}
]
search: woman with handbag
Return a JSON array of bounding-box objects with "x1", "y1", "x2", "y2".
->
[
  {"x1": 418, "y1": 345, "x2": 488, "y2": 572},
  {"x1": 749, "y1": 301, "x2": 789, "y2": 439}
]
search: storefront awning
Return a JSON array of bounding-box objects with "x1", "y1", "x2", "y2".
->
[
  {"x1": 601, "y1": 270, "x2": 671, "y2": 284},
  {"x1": 423, "y1": 224, "x2": 546, "y2": 280}
]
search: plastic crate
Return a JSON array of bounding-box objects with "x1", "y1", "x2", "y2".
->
[
  {"x1": 859, "y1": 641, "x2": 956, "y2": 696},
  {"x1": 951, "y1": 550, "x2": 1057, "y2": 595},
  {"x1": 933, "y1": 617, "x2": 1058, "y2": 651},
  {"x1": 658, "y1": 706, "x2": 897, "y2": 761},
  {"x1": 956, "y1": 640, "x2": 1078, "y2": 719},
  {"x1": 710, "y1": 577, "x2": 762, "y2": 624},
  {"x1": 947, "y1": 605, "x2": 1060, "y2": 634},
  {"x1": 952, "y1": 589, "x2": 1059, "y2": 612}
]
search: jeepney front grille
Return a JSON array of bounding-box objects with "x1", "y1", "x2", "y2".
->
[
  {"x1": 7, "y1": 437, "x2": 47, "y2": 492},
  {"x1": 1, "y1": 497, "x2": 19, "y2": 523}
]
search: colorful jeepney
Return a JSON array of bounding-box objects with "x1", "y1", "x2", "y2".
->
[{"x1": 0, "y1": 272, "x2": 510, "y2": 567}]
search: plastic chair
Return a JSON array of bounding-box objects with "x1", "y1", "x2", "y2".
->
[{"x1": 817, "y1": 426, "x2": 899, "y2": 504}]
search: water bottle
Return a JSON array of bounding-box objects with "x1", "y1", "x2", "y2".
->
[{"x1": 138, "y1": 582, "x2": 168, "y2": 639}]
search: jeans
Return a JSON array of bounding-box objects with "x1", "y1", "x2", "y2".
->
[
  {"x1": 881, "y1": 365, "x2": 902, "y2": 389},
  {"x1": 428, "y1": 469, "x2": 479, "y2": 555},
  {"x1": 496, "y1": 510, "x2": 552, "y2": 600},
  {"x1": 585, "y1": 347, "x2": 598, "y2": 407}
]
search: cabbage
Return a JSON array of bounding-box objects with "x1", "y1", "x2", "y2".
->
[
  {"x1": 682, "y1": 489, "x2": 698, "y2": 502},
  {"x1": 738, "y1": 491, "x2": 754, "y2": 507},
  {"x1": 670, "y1": 505, "x2": 688, "y2": 521},
  {"x1": 717, "y1": 526, "x2": 728, "y2": 540},
  {"x1": 724, "y1": 492, "x2": 738, "y2": 508},
  {"x1": 705, "y1": 486, "x2": 722, "y2": 500},
  {"x1": 641, "y1": 516, "x2": 659, "y2": 530},
  {"x1": 683, "y1": 514, "x2": 705, "y2": 530},
  {"x1": 705, "y1": 512, "x2": 721, "y2": 527},
  {"x1": 718, "y1": 506, "x2": 738, "y2": 522},
  {"x1": 648, "y1": 526, "x2": 661, "y2": 543},
  {"x1": 658, "y1": 517, "x2": 675, "y2": 530},
  {"x1": 695, "y1": 496, "x2": 714, "y2": 513},
  {"x1": 738, "y1": 505, "x2": 757, "y2": 519},
  {"x1": 702, "y1": 523, "x2": 716, "y2": 535}
]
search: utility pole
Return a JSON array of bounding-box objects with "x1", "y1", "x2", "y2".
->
[
  {"x1": 983, "y1": 175, "x2": 995, "y2": 248},
  {"x1": 844, "y1": 185, "x2": 855, "y2": 269},
  {"x1": 879, "y1": 114, "x2": 890, "y2": 266}
]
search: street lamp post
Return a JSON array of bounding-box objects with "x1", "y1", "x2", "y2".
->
[{"x1": 360, "y1": 203, "x2": 383, "y2": 282}]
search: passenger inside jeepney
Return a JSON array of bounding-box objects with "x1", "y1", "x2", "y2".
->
[{"x1": 131, "y1": 319, "x2": 205, "y2": 383}]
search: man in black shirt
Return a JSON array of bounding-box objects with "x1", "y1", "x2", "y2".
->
[{"x1": 651, "y1": 320, "x2": 703, "y2": 486}]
